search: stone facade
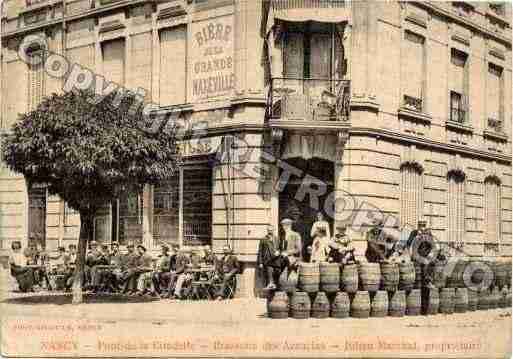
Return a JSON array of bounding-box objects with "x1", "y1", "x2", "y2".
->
[{"x1": 0, "y1": 0, "x2": 511, "y2": 297}]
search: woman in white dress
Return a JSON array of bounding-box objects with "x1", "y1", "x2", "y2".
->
[
  {"x1": 310, "y1": 227, "x2": 330, "y2": 263},
  {"x1": 310, "y1": 212, "x2": 331, "y2": 241}
]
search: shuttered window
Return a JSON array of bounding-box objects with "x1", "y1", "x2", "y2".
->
[
  {"x1": 283, "y1": 32, "x2": 304, "y2": 78},
  {"x1": 400, "y1": 164, "x2": 424, "y2": 227},
  {"x1": 485, "y1": 177, "x2": 501, "y2": 246},
  {"x1": 131, "y1": 32, "x2": 153, "y2": 102},
  {"x1": 102, "y1": 39, "x2": 125, "y2": 86},
  {"x1": 27, "y1": 51, "x2": 45, "y2": 111},
  {"x1": 487, "y1": 63, "x2": 502, "y2": 125},
  {"x1": 450, "y1": 49, "x2": 466, "y2": 95},
  {"x1": 447, "y1": 172, "x2": 465, "y2": 245},
  {"x1": 159, "y1": 26, "x2": 187, "y2": 106},
  {"x1": 402, "y1": 31, "x2": 425, "y2": 105}
]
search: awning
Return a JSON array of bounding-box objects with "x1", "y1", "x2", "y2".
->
[{"x1": 262, "y1": 0, "x2": 350, "y2": 37}]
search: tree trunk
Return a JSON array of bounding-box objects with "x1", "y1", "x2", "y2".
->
[{"x1": 72, "y1": 211, "x2": 94, "y2": 304}]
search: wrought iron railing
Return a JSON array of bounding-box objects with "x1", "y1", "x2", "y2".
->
[
  {"x1": 267, "y1": 77, "x2": 350, "y2": 121},
  {"x1": 271, "y1": 0, "x2": 347, "y2": 10},
  {"x1": 487, "y1": 117, "x2": 503, "y2": 132},
  {"x1": 403, "y1": 95, "x2": 423, "y2": 112},
  {"x1": 450, "y1": 108, "x2": 466, "y2": 124}
]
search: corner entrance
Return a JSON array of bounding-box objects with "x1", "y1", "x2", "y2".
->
[{"x1": 278, "y1": 157, "x2": 334, "y2": 260}]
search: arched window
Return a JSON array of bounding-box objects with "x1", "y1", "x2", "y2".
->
[
  {"x1": 484, "y1": 176, "x2": 501, "y2": 247},
  {"x1": 447, "y1": 170, "x2": 466, "y2": 245},
  {"x1": 400, "y1": 162, "x2": 424, "y2": 228}
]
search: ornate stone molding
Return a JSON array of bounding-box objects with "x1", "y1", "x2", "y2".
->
[
  {"x1": 447, "y1": 154, "x2": 466, "y2": 180},
  {"x1": 400, "y1": 145, "x2": 425, "y2": 173},
  {"x1": 271, "y1": 128, "x2": 284, "y2": 159},
  {"x1": 336, "y1": 130, "x2": 349, "y2": 163}
]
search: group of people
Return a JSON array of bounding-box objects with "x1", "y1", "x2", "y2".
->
[
  {"x1": 257, "y1": 212, "x2": 442, "y2": 291},
  {"x1": 257, "y1": 213, "x2": 357, "y2": 290},
  {"x1": 9, "y1": 240, "x2": 240, "y2": 300}
]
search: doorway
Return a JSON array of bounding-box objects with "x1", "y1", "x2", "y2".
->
[{"x1": 278, "y1": 157, "x2": 334, "y2": 260}]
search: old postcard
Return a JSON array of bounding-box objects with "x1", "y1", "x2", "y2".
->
[{"x1": 0, "y1": 0, "x2": 511, "y2": 358}]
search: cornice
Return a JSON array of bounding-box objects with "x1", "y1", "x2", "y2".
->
[{"x1": 349, "y1": 126, "x2": 512, "y2": 164}]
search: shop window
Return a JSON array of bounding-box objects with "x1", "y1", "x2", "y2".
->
[
  {"x1": 28, "y1": 184, "x2": 47, "y2": 248},
  {"x1": 183, "y1": 168, "x2": 212, "y2": 246},
  {"x1": 153, "y1": 175, "x2": 180, "y2": 246}
]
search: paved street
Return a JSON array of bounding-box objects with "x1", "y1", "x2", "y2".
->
[{"x1": 1, "y1": 267, "x2": 511, "y2": 357}]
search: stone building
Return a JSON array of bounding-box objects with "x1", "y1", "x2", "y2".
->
[{"x1": 0, "y1": 0, "x2": 511, "y2": 296}]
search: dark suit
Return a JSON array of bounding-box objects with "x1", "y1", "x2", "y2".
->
[
  {"x1": 217, "y1": 254, "x2": 239, "y2": 298},
  {"x1": 167, "y1": 253, "x2": 190, "y2": 297},
  {"x1": 257, "y1": 236, "x2": 281, "y2": 287}
]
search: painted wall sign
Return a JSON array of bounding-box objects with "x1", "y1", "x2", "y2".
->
[{"x1": 189, "y1": 14, "x2": 235, "y2": 102}]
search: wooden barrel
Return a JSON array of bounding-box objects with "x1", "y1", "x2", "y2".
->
[
  {"x1": 389, "y1": 290, "x2": 406, "y2": 317},
  {"x1": 279, "y1": 268, "x2": 297, "y2": 295},
  {"x1": 500, "y1": 286, "x2": 509, "y2": 308},
  {"x1": 414, "y1": 263, "x2": 423, "y2": 289},
  {"x1": 507, "y1": 286, "x2": 512, "y2": 307},
  {"x1": 440, "y1": 288, "x2": 455, "y2": 314},
  {"x1": 432, "y1": 263, "x2": 447, "y2": 289},
  {"x1": 341, "y1": 264, "x2": 358, "y2": 294},
  {"x1": 399, "y1": 262, "x2": 416, "y2": 291},
  {"x1": 490, "y1": 286, "x2": 501, "y2": 309},
  {"x1": 423, "y1": 288, "x2": 439, "y2": 315},
  {"x1": 351, "y1": 291, "x2": 370, "y2": 318},
  {"x1": 447, "y1": 260, "x2": 466, "y2": 288},
  {"x1": 380, "y1": 263, "x2": 399, "y2": 291},
  {"x1": 371, "y1": 291, "x2": 388, "y2": 318},
  {"x1": 331, "y1": 291, "x2": 350, "y2": 318},
  {"x1": 495, "y1": 263, "x2": 508, "y2": 289},
  {"x1": 507, "y1": 262, "x2": 512, "y2": 287},
  {"x1": 320, "y1": 262, "x2": 340, "y2": 293},
  {"x1": 359, "y1": 263, "x2": 380, "y2": 292},
  {"x1": 477, "y1": 289, "x2": 489, "y2": 310},
  {"x1": 311, "y1": 292, "x2": 330, "y2": 319},
  {"x1": 289, "y1": 291, "x2": 311, "y2": 319},
  {"x1": 467, "y1": 289, "x2": 478, "y2": 311},
  {"x1": 298, "y1": 262, "x2": 320, "y2": 293},
  {"x1": 454, "y1": 288, "x2": 468, "y2": 313},
  {"x1": 406, "y1": 289, "x2": 421, "y2": 316},
  {"x1": 268, "y1": 291, "x2": 289, "y2": 319}
]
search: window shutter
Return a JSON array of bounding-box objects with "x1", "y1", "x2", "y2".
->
[
  {"x1": 402, "y1": 31, "x2": 424, "y2": 101},
  {"x1": 102, "y1": 39, "x2": 126, "y2": 86},
  {"x1": 159, "y1": 26, "x2": 187, "y2": 106},
  {"x1": 283, "y1": 32, "x2": 304, "y2": 78}
]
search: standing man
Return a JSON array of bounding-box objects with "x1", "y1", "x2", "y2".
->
[
  {"x1": 257, "y1": 225, "x2": 279, "y2": 290},
  {"x1": 365, "y1": 219, "x2": 386, "y2": 263},
  {"x1": 280, "y1": 218, "x2": 302, "y2": 269},
  {"x1": 215, "y1": 246, "x2": 239, "y2": 300},
  {"x1": 135, "y1": 245, "x2": 156, "y2": 295}
]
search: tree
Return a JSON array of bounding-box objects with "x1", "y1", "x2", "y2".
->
[{"x1": 2, "y1": 90, "x2": 180, "y2": 303}]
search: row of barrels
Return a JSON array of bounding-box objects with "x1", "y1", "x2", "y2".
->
[
  {"x1": 289, "y1": 261, "x2": 512, "y2": 294},
  {"x1": 268, "y1": 286, "x2": 513, "y2": 319}
]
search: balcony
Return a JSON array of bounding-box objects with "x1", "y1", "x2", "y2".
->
[
  {"x1": 267, "y1": 77, "x2": 350, "y2": 129},
  {"x1": 450, "y1": 108, "x2": 466, "y2": 124}
]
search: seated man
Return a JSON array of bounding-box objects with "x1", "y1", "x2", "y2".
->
[
  {"x1": 9, "y1": 241, "x2": 35, "y2": 292},
  {"x1": 215, "y1": 246, "x2": 239, "y2": 300},
  {"x1": 154, "y1": 244, "x2": 178, "y2": 296},
  {"x1": 46, "y1": 247, "x2": 68, "y2": 290},
  {"x1": 89, "y1": 244, "x2": 111, "y2": 293},
  {"x1": 148, "y1": 244, "x2": 171, "y2": 297},
  {"x1": 327, "y1": 224, "x2": 355, "y2": 264},
  {"x1": 125, "y1": 244, "x2": 152, "y2": 295},
  {"x1": 132, "y1": 244, "x2": 156, "y2": 295},
  {"x1": 202, "y1": 245, "x2": 217, "y2": 267},
  {"x1": 103, "y1": 242, "x2": 123, "y2": 292},
  {"x1": 167, "y1": 248, "x2": 190, "y2": 299},
  {"x1": 121, "y1": 243, "x2": 139, "y2": 294},
  {"x1": 63, "y1": 244, "x2": 77, "y2": 291}
]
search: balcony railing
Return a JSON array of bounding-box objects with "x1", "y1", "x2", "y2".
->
[
  {"x1": 487, "y1": 117, "x2": 503, "y2": 132},
  {"x1": 450, "y1": 108, "x2": 466, "y2": 124},
  {"x1": 267, "y1": 77, "x2": 350, "y2": 122},
  {"x1": 403, "y1": 95, "x2": 423, "y2": 112}
]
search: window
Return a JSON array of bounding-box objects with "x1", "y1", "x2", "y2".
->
[
  {"x1": 183, "y1": 168, "x2": 212, "y2": 246},
  {"x1": 159, "y1": 26, "x2": 187, "y2": 106},
  {"x1": 400, "y1": 163, "x2": 424, "y2": 227},
  {"x1": 28, "y1": 185, "x2": 47, "y2": 248},
  {"x1": 27, "y1": 46, "x2": 45, "y2": 111},
  {"x1": 487, "y1": 63, "x2": 503, "y2": 132},
  {"x1": 63, "y1": 201, "x2": 77, "y2": 227},
  {"x1": 153, "y1": 176, "x2": 180, "y2": 246},
  {"x1": 484, "y1": 176, "x2": 501, "y2": 247},
  {"x1": 449, "y1": 49, "x2": 467, "y2": 123},
  {"x1": 490, "y1": 2, "x2": 506, "y2": 16},
  {"x1": 447, "y1": 171, "x2": 465, "y2": 245},
  {"x1": 402, "y1": 31, "x2": 425, "y2": 112},
  {"x1": 102, "y1": 38, "x2": 125, "y2": 86},
  {"x1": 113, "y1": 191, "x2": 143, "y2": 245}
]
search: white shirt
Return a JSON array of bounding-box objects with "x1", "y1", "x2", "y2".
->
[
  {"x1": 310, "y1": 235, "x2": 329, "y2": 263},
  {"x1": 9, "y1": 251, "x2": 26, "y2": 267},
  {"x1": 311, "y1": 220, "x2": 331, "y2": 240}
]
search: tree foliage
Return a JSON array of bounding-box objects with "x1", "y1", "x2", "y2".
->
[{"x1": 3, "y1": 90, "x2": 180, "y2": 214}]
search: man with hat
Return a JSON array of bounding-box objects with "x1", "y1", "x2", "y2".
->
[
  {"x1": 365, "y1": 218, "x2": 387, "y2": 263},
  {"x1": 167, "y1": 247, "x2": 190, "y2": 299},
  {"x1": 279, "y1": 218, "x2": 302, "y2": 267},
  {"x1": 215, "y1": 245, "x2": 239, "y2": 300},
  {"x1": 151, "y1": 244, "x2": 172, "y2": 297},
  {"x1": 257, "y1": 225, "x2": 280, "y2": 290},
  {"x1": 84, "y1": 241, "x2": 101, "y2": 289},
  {"x1": 132, "y1": 244, "x2": 154, "y2": 295},
  {"x1": 121, "y1": 242, "x2": 139, "y2": 294},
  {"x1": 89, "y1": 243, "x2": 111, "y2": 293},
  {"x1": 328, "y1": 224, "x2": 355, "y2": 264}
]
